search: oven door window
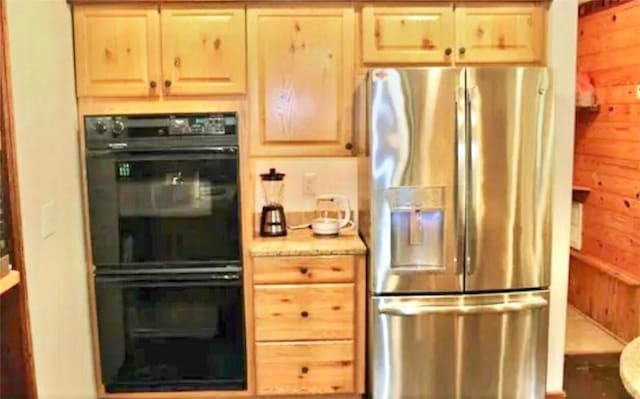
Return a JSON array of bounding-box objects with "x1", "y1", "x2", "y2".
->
[
  {"x1": 87, "y1": 153, "x2": 240, "y2": 266},
  {"x1": 95, "y1": 273, "x2": 246, "y2": 392}
]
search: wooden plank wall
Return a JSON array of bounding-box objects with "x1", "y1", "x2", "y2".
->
[{"x1": 574, "y1": 0, "x2": 640, "y2": 279}]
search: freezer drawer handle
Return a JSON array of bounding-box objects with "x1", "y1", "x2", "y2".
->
[{"x1": 378, "y1": 296, "x2": 547, "y2": 316}]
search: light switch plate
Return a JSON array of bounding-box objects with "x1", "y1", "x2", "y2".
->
[
  {"x1": 636, "y1": 85, "x2": 640, "y2": 100},
  {"x1": 570, "y1": 201, "x2": 583, "y2": 250},
  {"x1": 41, "y1": 201, "x2": 56, "y2": 239}
]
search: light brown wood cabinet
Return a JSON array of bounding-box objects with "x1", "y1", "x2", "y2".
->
[
  {"x1": 362, "y1": 4, "x2": 455, "y2": 64},
  {"x1": 73, "y1": 4, "x2": 246, "y2": 98},
  {"x1": 161, "y1": 5, "x2": 246, "y2": 95},
  {"x1": 455, "y1": 4, "x2": 544, "y2": 64},
  {"x1": 361, "y1": 3, "x2": 544, "y2": 65},
  {"x1": 247, "y1": 6, "x2": 355, "y2": 156},
  {"x1": 74, "y1": 5, "x2": 161, "y2": 97},
  {"x1": 252, "y1": 255, "x2": 365, "y2": 396}
]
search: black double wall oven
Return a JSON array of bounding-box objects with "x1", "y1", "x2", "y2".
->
[{"x1": 85, "y1": 113, "x2": 246, "y2": 393}]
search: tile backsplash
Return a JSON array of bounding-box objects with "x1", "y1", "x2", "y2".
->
[{"x1": 253, "y1": 157, "x2": 358, "y2": 223}]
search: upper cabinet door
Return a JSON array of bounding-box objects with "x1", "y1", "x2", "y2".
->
[
  {"x1": 161, "y1": 5, "x2": 247, "y2": 96},
  {"x1": 455, "y1": 4, "x2": 544, "y2": 64},
  {"x1": 362, "y1": 4, "x2": 455, "y2": 64},
  {"x1": 73, "y1": 5, "x2": 161, "y2": 97},
  {"x1": 247, "y1": 6, "x2": 355, "y2": 156}
]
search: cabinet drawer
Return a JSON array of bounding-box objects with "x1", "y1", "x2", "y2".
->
[
  {"x1": 253, "y1": 256, "x2": 355, "y2": 284},
  {"x1": 362, "y1": 4, "x2": 455, "y2": 64},
  {"x1": 254, "y1": 284, "x2": 354, "y2": 341},
  {"x1": 256, "y1": 341, "x2": 355, "y2": 395}
]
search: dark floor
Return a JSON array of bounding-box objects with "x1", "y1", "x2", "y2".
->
[{"x1": 564, "y1": 353, "x2": 631, "y2": 399}]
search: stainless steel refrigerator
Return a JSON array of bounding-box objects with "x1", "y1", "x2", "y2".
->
[{"x1": 360, "y1": 67, "x2": 553, "y2": 399}]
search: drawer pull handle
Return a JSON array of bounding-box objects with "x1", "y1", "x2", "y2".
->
[
  {"x1": 301, "y1": 311, "x2": 309, "y2": 318},
  {"x1": 301, "y1": 366, "x2": 309, "y2": 374},
  {"x1": 299, "y1": 267, "x2": 308, "y2": 274}
]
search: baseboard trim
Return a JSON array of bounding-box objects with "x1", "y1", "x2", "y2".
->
[{"x1": 547, "y1": 391, "x2": 567, "y2": 399}]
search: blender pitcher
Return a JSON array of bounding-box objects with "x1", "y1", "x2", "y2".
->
[{"x1": 259, "y1": 168, "x2": 287, "y2": 237}]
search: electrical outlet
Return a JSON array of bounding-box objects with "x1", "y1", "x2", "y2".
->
[
  {"x1": 636, "y1": 85, "x2": 640, "y2": 100},
  {"x1": 302, "y1": 173, "x2": 317, "y2": 196}
]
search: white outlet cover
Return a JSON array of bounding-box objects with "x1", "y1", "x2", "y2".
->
[
  {"x1": 41, "y1": 201, "x2": 56, "y2": 239},
  {"x1": 302, "y1": 172, "x2": 317, "y2": 196}
]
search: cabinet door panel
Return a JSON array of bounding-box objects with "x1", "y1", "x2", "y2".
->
[
  {"x1": 74, "y1": 5, "x2": 161, "y2": 97},
  {"x1": 362, "y1": 5, "x2": 454, "y2": 64},
  {"x1": 455, "y1": 4, "x2": 544, "y2": 64},
  {"x1": 256, "y1": 341, "x2": 355, "y2": 395},
  {"x1": 253, "y1": 256, "x2": 356, "y2": 284},
  {"x1": 161, "y1": 5, "x2": 246, "y2": 95},
  {"x1": 254, "y1": 284, "x2": 355, "y2": 341},
  {"x1": 248, "y1": 7, "x2": 354, "y2": 156}
]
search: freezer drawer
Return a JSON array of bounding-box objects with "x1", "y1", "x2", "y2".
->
[{"x1": 370, "y1": 291, "x2": 549, "y2": 399}]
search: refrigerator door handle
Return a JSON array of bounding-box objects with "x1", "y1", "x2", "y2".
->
[
  {"x1": 455, "y1": 85, "x2": 467, "y2": 275},
  {"x1": 378, "y1": 296, "x2": 548, "y2": 316},
  {"x1": 465, "y1": 84, "x2": 479, "y2": 276}
]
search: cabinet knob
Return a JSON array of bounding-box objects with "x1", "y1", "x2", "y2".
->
[
  {"x1": 445, "y1": 47, "x2": 452, "y2": 56},
  {"x1": 612, "y1": 14, "x2": 617, "y2": 21},
  {"x1": 149, "y1": 80, "x2": 157, "y2": 89},
  {"x1": 345, "y1": 142, "x2": 353, "y2": 150},
  {"x1": 164, "y1": 80, "x2": 172, "y2": 88},
  {"x1": 459, "y1": 47, "x2": 466, "y2": 55},
  {"x1": 299, "y1": 267, "x2": 308, "y2": 274},
  {"x1": 301, "y1": 366, "x2": 309, "y2": 374},
  {"x1": 301, "y1": 311, "x2": 309, "y2": 318}
]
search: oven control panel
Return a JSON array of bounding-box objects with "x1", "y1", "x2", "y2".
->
[{"x1": 85, "y1": 113, "x2": 238, "y2": 140}]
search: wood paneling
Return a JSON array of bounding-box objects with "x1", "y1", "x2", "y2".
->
[
  {"x1": 247, "y1": 6, "x2": 354, "y2": 156},
  {"x1": 574, "y1": 0, "x2": 640, "y2": 285},
  {"x1": 568, "y1": 251, "x2": 640, "y2": 342},
  {"x1": 73, "y1": 5, "x2": 161, "y2": 97},
  {"x1": 454, "y1": 3, "x2": 544, "y2": 63},
  {"x1": 361, "y1": 4, "x2": 454, "y2": 64},
  {"x1": 253, "y1": 256, "x2": 355, "y2": 284},
  {"x1": 254, "y1": 284, "x2": 355, "y2": 341},
  {"x1": 255, "y1": 341, "x2": 355, "y2": 395},
  {"x1": 160, "y1": 4, "x2": 246, "y2": 95}
]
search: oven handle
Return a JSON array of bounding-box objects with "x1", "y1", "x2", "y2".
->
[
  {"x1": 95, "y1": 272, "x2": 242, "y2": 287},
  {"x1": 87, "y1": 147, "x2": 238, "y2": 160}
]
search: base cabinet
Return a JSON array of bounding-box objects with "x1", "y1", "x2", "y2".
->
[{"x1": 252, "y1": 255, "x2": 365, "y2": 397}]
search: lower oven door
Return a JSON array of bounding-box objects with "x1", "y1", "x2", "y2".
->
[
  {"x1": 95, "y1": 268, "x2": 246, "y2": 393},
  {"x1": 370, "y1": 290, "x2": 549, "y2": 399}
]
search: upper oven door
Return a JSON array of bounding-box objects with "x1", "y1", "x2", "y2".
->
[{"x1": 87, "y1": 149, "x2": 240, "y2": 268}]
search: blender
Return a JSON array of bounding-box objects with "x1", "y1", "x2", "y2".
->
[{"x1": 259, "y1": 168, "x2": 287, "y2": 237}]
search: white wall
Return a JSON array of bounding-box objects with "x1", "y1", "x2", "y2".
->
[
  {"x1": 254, "y1": 157, "x2": 358, "y2": 215},
  {"x1": 6, "y1": 0, "x2": 97, "y2": 397},
  {"x1": 546, "y1": 0, "x2": 578, "y2": 393}
]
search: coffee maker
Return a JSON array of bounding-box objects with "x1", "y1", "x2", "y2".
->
[{"x1": 259, "y1": 168, "x2": 287, "y2": 237}]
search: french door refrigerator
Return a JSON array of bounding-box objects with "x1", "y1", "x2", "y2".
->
[{"x1": 361, "y1": 67, "x2": 553, "y2": 399}]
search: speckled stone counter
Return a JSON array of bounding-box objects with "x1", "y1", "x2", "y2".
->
[
  {"x1": 250, "y1": 229, "x2": 367, "y2": 257},
  {"x1": 621, "y1": 337, "x2": 640, "y2": 399}
]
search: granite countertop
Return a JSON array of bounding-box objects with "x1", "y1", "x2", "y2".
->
[
  {"x1": 621, "y1": 337, "x2": 640, "y2": 399},
  {"x1": 250, "y1": 228, "x2": 367, "y2": 257}
]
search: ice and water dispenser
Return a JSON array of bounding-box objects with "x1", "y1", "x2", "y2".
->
[{"x1": 387, "y1": 187, "x2": 445, "y2": 270}]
